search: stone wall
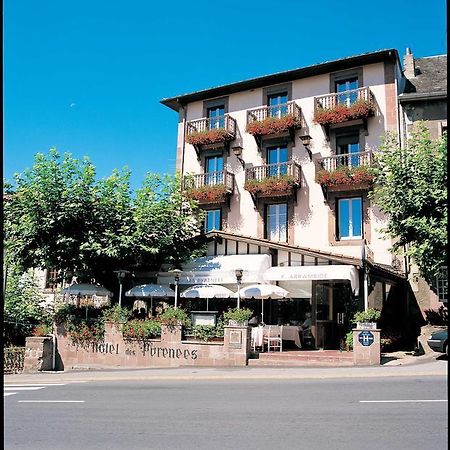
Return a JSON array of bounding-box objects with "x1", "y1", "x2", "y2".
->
[{"x1": 53, "y1": 322, "x2": 251, "y2": 370}]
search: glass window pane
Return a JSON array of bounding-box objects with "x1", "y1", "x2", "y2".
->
[
  {"x1": 266, "y1": 204, "x2": 287, "y2": 242},
  {"x1": 351, "y1": 198, "x2": 362, "y2": 238},
  {"x1": 338, "y1": 199, "x2": 350, "y2": 238},
  {"x1": 205, "y1": 209, "x2": 221, "y2": 232}
]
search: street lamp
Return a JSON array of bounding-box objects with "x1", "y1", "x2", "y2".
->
[
  {"x1": 113, "y1": 269, "x2": 130, "y2": 307},
  {"x1": 235, "y1": 268, "x2": 243, "y2": 309},
  {"x1": 169, "y1": 269, "x2": 182, "y2": 309}
]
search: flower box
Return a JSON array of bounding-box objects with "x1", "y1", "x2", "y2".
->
[
  {"x1": 313, "y1": 99, "x2": 374, "y2": 126},
  {"x1": 186, "y1": 128, "x2": 234, "y2": 146},
  {"x1": 244, "y1": 175, "x2": 297, "y2": 197},
  {"x1": 186, "y1": 184, "x2": 230, "y2": 203},
  {"x1": 246, "y1": 114, "x2": 302, "y2": 137},
  {"x1": 316, "y1": 166, "x2": 374, "y2": 188}
]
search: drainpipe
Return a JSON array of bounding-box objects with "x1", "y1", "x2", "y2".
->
[
  {"x1": 362, "y1": 241, "x2": 369, "y2": 311},
  {"x1": 179, "y1": 100, "x2": 187, "y2": 176}
]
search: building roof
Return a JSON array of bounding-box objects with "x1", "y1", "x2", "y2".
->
[
  {"x1": 161, "y1": 49, "x2": 400, "y2": 112},
  {"x1": 400, "y1": 54, "x2": 447, "y2": 101}
]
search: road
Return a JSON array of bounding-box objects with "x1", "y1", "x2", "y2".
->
[{"x1": 4, "y1": 375, "x2": 447, "y2": 450}]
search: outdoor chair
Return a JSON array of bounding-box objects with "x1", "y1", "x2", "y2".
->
[{"x1": 263, "y1": 325, "x2": 283, "y2": 352}]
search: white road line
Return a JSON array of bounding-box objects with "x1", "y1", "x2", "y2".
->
[
  {"x1": 4, "y1": 393, "x2": 17, "y2": 397},
  {"x1": 5, "y1": 383, "x2": 65, "y2": 387},
  {"x1": 18, "y1": 400, "x2": 85, "y2": 403},
  {"x1": 4, "y1": 387, "x2": 46, "y2": 391},
  {"x1": 360, "y1": 399, "x2": 448, "y2": 403}
]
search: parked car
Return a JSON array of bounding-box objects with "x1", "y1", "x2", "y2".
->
[{"x1": 427, "y1": 329, "x2": 448, "y2": 356}]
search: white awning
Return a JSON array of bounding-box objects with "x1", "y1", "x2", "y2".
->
[
  {"x1": 158, "y1": 254, "x2": 271, "y2": 285},
  {"x1": 263, "y1": 265, "x2": 360, "y2": 295}
]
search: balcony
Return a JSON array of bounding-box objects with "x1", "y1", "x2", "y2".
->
[
  {"x1": 246, "y1": 101, "x2": 305, "y2": 148},
  {"x1": 315, "y1": 150, "x2": 375, "y2": 194},
  {"x1": 186, "y1": 114, "x2": 237, "y2": 158},
  {"x1": 313, "y1": 87, "x2": 375, "y2": 137},
  {"x1": 244, "y1": 161, "x2": 301, "y2": 205},
  {"x1": 183, "y1": 170, "x2": 235, "y2": 205}
]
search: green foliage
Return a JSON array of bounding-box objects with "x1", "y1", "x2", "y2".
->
[
  {"x1": 122, "y1": 319, "x2": 161, "y2": 340},
  {"x1": 222, "y1": 307, "x2": 253, "y2": 324},
  {"x1": 191, "y1": 325, "x2": 218, "y2": 342},
  {"x1": 102, "y1": 305, "x2": 131, "y2": 323},
  {"x1": 4, "y1": 149, "x2": 206, "y2": 283},
  {"x1": 65, "y1": 319, "x2": 105, "y2": 348},
  {"x1": 353, "y1": 308, "x2": 381, "y2": 323},
  {"x1": 3, "y1": 268, "x2": 52, "y2": 346},
  {"x1": 32, "y1": 324, "x2": 53, "y2": 336},
  {"x1": 158, "y1": 306, "x2": 191, "y2": 328},
  {"x1": 370, "y1": 123, "x2": 447, "y2": 281},
  {"x1": 345, "y1": 331, "x2": 354, "y2": 350}
]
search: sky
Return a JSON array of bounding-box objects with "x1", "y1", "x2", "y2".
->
[{"x1": 3, "y1": 0, "x2": 447, "y2": 191}]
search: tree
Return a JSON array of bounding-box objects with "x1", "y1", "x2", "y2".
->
[
  {"x1": 371, "y1": 122, "x2": 447, "y2": 282},
  {"x1": 4, "y1": 148, "x2": 205, "y2": 286}
]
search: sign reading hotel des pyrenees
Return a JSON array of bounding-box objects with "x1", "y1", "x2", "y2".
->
[{"x1": 83, "y1": 341, "x2": 198, "y2": 360}]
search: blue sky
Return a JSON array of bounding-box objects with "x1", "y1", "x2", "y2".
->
[{"x1": 3, "y1": 0, "x2": 447, "y2": 190}]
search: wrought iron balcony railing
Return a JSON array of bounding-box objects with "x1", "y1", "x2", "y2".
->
[
  {"x1": 247, "y1": 100, "x2": 303, "y2": 125},
  {"x1": 183, "y1": 170, "x2": 234, "y2": 191},
  {"x1": 186, "y1": 114, "x2": 237, "y2": 138},
  {"x1": 317, "y1": 150, "x2": 373, "y2": 172},
  {"x1": 314, "y1": 87, "x2": 374, "y2": 111}
]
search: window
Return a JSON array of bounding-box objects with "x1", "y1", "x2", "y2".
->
[
  {"x1": 265, "y1": 203, "x2": 288, "y2": 242},
  {"x1": 205, "y1": 155, "x2": 224, "y2": 185},
  {"x1": 45, "y1": 268, "x2": 58, "y2": 291},
  {"x1": 267, "y1": 145, "x2": 288, "y2": 177},
  {"x1": 435, "y1": 267, "x2": 448, "y2": 303},
  {"x1": 336, "y1": 77, "x2": 358, "y2": 106},
  {"x1": 337, "y1": 197, "x2": 362, "y2": 240},
  {"x1": 268, "y1": 92, "x2": 288, "y2": 118},
  {"x1": 205, "y1": 209, "x2": 221, "y2": 232},
  {"x1": 336, "y1": 133, "x2": 360, "y2": 167},
  {"x1": 207, "y1": 105, "x2": 225, "y2": 129}
]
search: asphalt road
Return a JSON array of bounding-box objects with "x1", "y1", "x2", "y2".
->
[{"x1": 4, "y1": 376, "x2": 447, "y2": 450}]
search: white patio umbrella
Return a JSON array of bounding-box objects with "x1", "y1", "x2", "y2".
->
[
  {"x1": 236, "y1": 283, "x2": 290, "y2": 324},
  {"x1": 61, "y1": 283, "x2": 113, "y2": 318},
  {"x1": 125, "y1": 284, "x2": 175, "y2": 312},
  {"x1": 181, "y1": 284, "x2": 235, "y2": 311}
]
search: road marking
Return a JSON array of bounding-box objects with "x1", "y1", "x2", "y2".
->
[
  {"x1": 4, "y1": 387, "x2": 46, "y2": 391},
  {"x1": 18, "y1": 400, "x2": 85, "y2": 403},
  {"x1": 5, "y1": 383, "x2": 65, "y2": 387},
  {"x1": 360, "y1": 399, "x2": 448, "y2": 403},
  {"x1": 4, "y1": 393, "x2": 17, "y2": 397}
]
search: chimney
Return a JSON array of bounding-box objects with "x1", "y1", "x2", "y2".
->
[{"x1": 403, "y1": 47, "x2": 416, "y2": 78}]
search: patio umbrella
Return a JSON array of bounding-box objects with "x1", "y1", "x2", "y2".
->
[
  {"x1": 236, "y1": 283, "x2": 290, "y2": 324},
  {"x1": 125, "y1": 284, "x2": 175, "y2": 313},
  {"x1": 181, "y1": 284, "x2": 235, "y2": 311},
  {"x1": 61, "y1": 283, "x2": 113, "y2": 319}
]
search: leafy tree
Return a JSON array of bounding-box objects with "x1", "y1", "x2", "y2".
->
[
  {"x1": 371, "y1": 122, "x2": 447, "y2": 282},
  {"x1": 4, "y1": 148, "x2": 206, "y2": 286},
  {"x1": 3, "y1": 267, "x2": 52, "y2": 346}
]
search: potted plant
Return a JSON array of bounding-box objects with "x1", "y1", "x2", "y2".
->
[
  {"x1": 223, "y1": 307, "x2": 252, "y2": 326},
  {"x1": 246, "y1": 114, "x2": 302, "y2": 137},
  {"x1": 244, "y1": 175, "x2": 297, "y2": 196},
  {"x1": 313, "y1": 99, "x2": 374, "y2": 125},
  {"x1": 186, "y1": 128, "x2": 234, "y2": 146},
  {"x1": 353, "y1": 308, "x2": 381, "y2": 330},
  {"x1": 122, "y1": 318, "x2": 161, "y2": 341},
  {"x1": 186, "y1": 184, "x2": 229, "y2": 203},
  {"x1": 158, "y1": 306, "x2": 191, "y2": 329}
]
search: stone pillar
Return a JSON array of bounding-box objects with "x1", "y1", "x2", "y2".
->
[
  {"x1": 353, "y1": 328, "x2": 381, "y2": 366},
  {"x1": 223, "y1": 325, "x2": 251, "y2": 365},
  {"x1": 23, "y1": 336, "x2": 54, "y2": 372}
]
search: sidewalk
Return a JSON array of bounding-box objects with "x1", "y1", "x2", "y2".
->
[{"x1": 4, "y1": 353, "x2": 447, "y2": 383}]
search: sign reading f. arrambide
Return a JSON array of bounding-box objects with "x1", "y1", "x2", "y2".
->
[{"x1": 358, "y1": 330, "x2": 374, "y2": 347}]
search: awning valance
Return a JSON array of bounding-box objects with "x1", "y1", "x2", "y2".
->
[
  {"x1": 158, "y1": 254, "x2": 271, "y2": 285},
  {"x1": 263, "y1": 265, "x2": 360, "y2": 295}
]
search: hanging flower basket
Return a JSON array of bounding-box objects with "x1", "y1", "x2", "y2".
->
[
  {"x1": 244, "y1": 175, "x2": 297, "y2": 196},
  {"x1": 246, "y1": 114, "x2": 302, "y2": 136},
  {"x1": 313, "y1": 99, "x2": 374, "y2": 125},
  {"x1": 316, "y1": 166, "x2": 375, "y2": 187},
  {"x1": 186, "y1": 184, "x2": 229, "y2": 203},
  {"x1": 186, "y1": 129, "x2": 234, "y2": 146}
]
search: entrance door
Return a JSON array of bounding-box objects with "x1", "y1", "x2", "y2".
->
[{"x1": 312, "y1": 282, "x2": 355, "y2": 349}]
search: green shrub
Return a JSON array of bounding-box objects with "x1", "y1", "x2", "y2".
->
[
  {"x1": 345, "y1": 331, "x2": 354, "y2": 350},
  {"x1": 122, "y1": 319, "x2": 161, "y2": 340},
  {"x1": 158, "y1": 306, "x2": 191, "y2": 328},
  {"x1": 223, "y1": 307, "x2": 252, "y2": 324},
  {"x1": 102, "y1": 305, "x2": 131, "y2": 323},
  {"x1": 353, "y1": 308, "x2": 381, "y2": 323}
]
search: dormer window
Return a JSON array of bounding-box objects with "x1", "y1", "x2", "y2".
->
[
  {"x1": 268, "y1": 92, "x2": 288, "y2": 118},
  {"x1": 336, "y1": 77, "x2": 359, "y2": 106},
  {"x1": 207, "y1": 105, "x2": 225, "y2": 129}
]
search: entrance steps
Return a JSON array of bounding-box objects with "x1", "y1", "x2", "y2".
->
[{"x1": 248, "y1": 349, "x2": 354, "y2": 367}]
